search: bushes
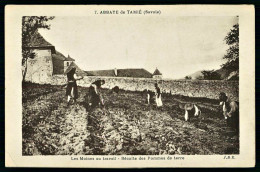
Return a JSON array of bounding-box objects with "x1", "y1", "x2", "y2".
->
[{"x1": 201, "y1": 70, "x2": 222, "y2": 80}]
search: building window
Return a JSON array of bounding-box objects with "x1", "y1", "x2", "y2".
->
[{"x1": 67, "y1": 62, "x2": 70, "y2": 66}]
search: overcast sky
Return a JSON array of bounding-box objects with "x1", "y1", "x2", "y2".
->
[{"x1": 39, "y1": 16, "x2": 238, "y2": 79}]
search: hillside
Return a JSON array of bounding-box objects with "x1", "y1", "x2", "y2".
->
[
  {"x1": 185, "y1": 70, "x2": 203, "y2": 80},
  {"x1": 184, "y1": 67, "x2": 236, "y2": 80}
]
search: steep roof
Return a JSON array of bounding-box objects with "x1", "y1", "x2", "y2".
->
[
  {"x1": 153, "y1": 68, "x2": 162, "y2": 75},
  {"x1": 64, "y1": 62, "x2": 85, "y2": 76},
  {"x1": 52, "y1": 50, "x2": 67, "y2": 61},
  {"x1": 52, "y1": 52, "x2": 75, "y2": 61},
  {"x1": 85, "y1": 68, "x2": 153, "y2": 78},
  {"x1": 52, "y1": 50, "x2": 67, "y2": 75},
  {"x1": 85, "y1": 70, "x2": 114, "y2": 77},
  {"x1": 64, "y1": 55, "x2": 75, "y2": 61},
  {"x1": 23, "y1": 30, "x2": 55, "y2": 53},
  {"x1": 52, "y1": 51, "x2": 78, "y2": 74}
]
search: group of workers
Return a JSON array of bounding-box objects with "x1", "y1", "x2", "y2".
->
[
  {"x1": 65, "y1": 67, "x2": 163, "y2": 108},
  {"x1": 65, "y1": 67, "x2": 239, "y2": 133}
]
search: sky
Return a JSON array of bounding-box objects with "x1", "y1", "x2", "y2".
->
[{"x1": 39, "y1": 16, "x2": 238, "y2": 79}]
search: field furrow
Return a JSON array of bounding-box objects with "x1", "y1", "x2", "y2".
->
[{"x1": 22, "y1": 83, "x2": 239, "y2": 155}]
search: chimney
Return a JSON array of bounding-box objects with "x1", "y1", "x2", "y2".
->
[{"x1": 114, "y1": 68, "x2": 117, "y2": 76}]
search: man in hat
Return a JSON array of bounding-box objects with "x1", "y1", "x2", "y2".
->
[
  {"x1": 219, "y1": 92, "x2": 239, "y2": 133},
  {"x1": 66, "y1": 67, "x2": 83, "y2": 105},
  {"x1": 88, "y1": 79, "x2": 105, "y2": 107}
]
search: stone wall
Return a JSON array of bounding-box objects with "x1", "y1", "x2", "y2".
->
[
  {"x1": 50, "y1": 75, "x2": 239, "y2": 101},
  {"x1": 24, "y1": 49, "x2": 53, "y2": 84}
]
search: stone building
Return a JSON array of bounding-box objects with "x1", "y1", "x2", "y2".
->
[
  {"x1": 23, "y1": 31, "x2": 83, "y2": 83},
  {"x1": 63, "y1": 55, "x2": 75, "y2": 73},
  {"x1": 152, "y1": 68, "x2": 163, "y2": 79},
  {"x1": 23, "y1": 31, "x2": 56, "y2": 83},
  {"x1": 52, "y1": 52, "x2": 75, "y2": 75}
]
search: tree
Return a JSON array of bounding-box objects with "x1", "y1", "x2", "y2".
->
[
  {"x1": 196, "y1": 75, "x2": 204, "y2": 80},
  {"x1": 22, "y1": 16, "x2": 54, "y2": 82},
  {"x1": 201, "y1": 70, "x2": 221, "y2": 80},
  {"x1": 185, "y1": 76, "x2": 192, "y2": 80},
  {"x1": 222, "y1": 23, "x2": 239, "y2": 73}
]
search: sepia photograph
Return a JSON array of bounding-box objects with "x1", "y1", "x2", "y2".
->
[
  {"x1": 5, "y1": 5, "x2": 255, "y2": 167},
  {"x1": 21, "y1": 15, "x2": 240, "y2": 156}
]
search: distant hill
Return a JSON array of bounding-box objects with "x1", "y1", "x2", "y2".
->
[
  {"x1": 184, "y1": 67, "x2": 237, "y2": 80},
  {"x1": 185, "y1": 70, "x2": 203, "y2": 80}
]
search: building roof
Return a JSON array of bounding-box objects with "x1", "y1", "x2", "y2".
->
[
  {"x1": 64, "y1": 62, "x2": 85, "y2": 76},
  {"x1": 153, "y1": 68, "x2": 162, "y2": 75},
  {"x1": 64, "y1": 55, "x2": 75, "y2": 61},
  {"x1": 52, "y1": 51, "x2": 77, "y2": 75},
  {"x1": 23, "y1": 30, "x2": 79, "y2": 75},
  {"x1": 52, "y1": 50, "x2": 67, "y2": 75},
  {"x1": 52, "y1": 52, "x2": 75, "y2": 61},
  {"x1": 52, "y1": 50, "x2": 67, "y2": 61},
  {"x1": 85, "y1": 68, "x2": 153, "y2": 78},
  {"x1": 85, "y1": 70, "x2": 115, "y2": 77},
  {"x1": 23, "y1": 31, "x2": 55, "y2": 53}
]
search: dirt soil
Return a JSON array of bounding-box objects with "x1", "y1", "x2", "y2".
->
[{"x1": 22, "y1": 82, "x2": 239, "y2": 155}]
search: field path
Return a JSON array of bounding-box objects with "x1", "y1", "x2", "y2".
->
[
  {"x1": 56, "y1": 103, "x2": 90, "y2": 155},
  {"x1": 23, "y1": 88, "x2": 91, "y2": 155}
]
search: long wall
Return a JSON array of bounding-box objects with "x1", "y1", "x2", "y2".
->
[{"x1": 50, "y1": 75, "x2": 239, "y2": 101}]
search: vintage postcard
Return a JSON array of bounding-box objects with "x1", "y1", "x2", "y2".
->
[{"x1": 5, "y1": 5, "x2": 255, "y2": 168}]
